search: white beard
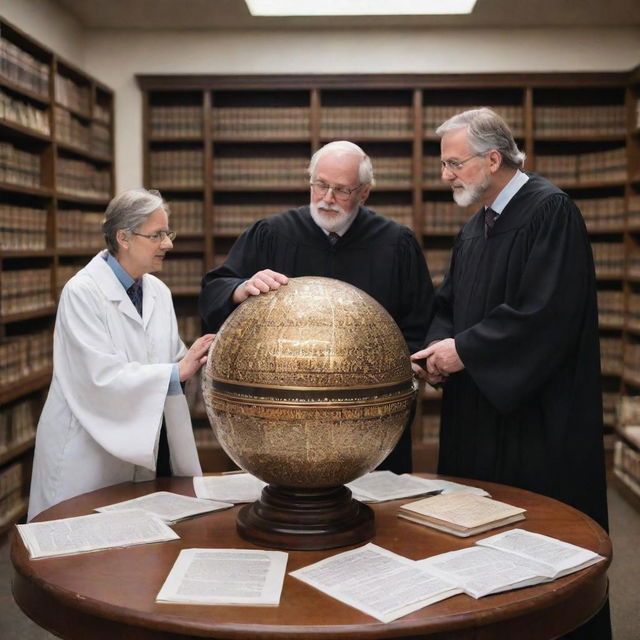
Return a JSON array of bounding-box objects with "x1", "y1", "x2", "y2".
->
[
  {"x1": 310, "y1": 200, "x2": 359, "y2": 233},
  {"x1": 452, "y1": 174, "x2": 491, "y2": 207}
]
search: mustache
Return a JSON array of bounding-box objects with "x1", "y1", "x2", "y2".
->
[{"x1": 317, "y1": 201, "x2": 342, "y2": 212}]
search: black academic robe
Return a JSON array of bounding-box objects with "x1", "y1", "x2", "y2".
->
[
  {"x1": 199, "y1": 205, "x2": 435, "y2": 474},
  {"x1": 427, "y1": 174, "x2": 609, "y2": 532}
]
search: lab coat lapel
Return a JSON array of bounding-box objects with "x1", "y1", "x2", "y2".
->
[{"x1": 84, "y1": 252, "x2": 143, "y2": 326}]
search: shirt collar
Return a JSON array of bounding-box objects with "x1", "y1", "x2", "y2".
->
[
  {"x1": 104, "y1": 252, "x2": 137, "y2": 290},
  {"x1": 489, "y1": 170, "x2": 530, "y2": 214}
]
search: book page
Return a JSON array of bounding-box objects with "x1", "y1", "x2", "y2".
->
[
  {"x1": 429, "y1": 479, "x2": 491, "y2": 497},
  {"x1": 95, "y1": 491, "x2": 233, "y2": 524},
  {"x1": 399, "y1": 492, "x2": 525, "y2": 529},
  {"x1": 476, "y1": 529, "x2": 605, "y2": 577},
  {"x1": 290, "y1": 543, "x2": 461, "y2": 623},
  {"x1": 16, "y1": 509, "x2": 179, "y2": 559},
  {"x1": 347, "y1": 471, "x2": 442, "y2": 502},
  {"x1": 193, "y1": 473, "x2": 266, "y2": 503},
  {"x1": 156, "y1": 548, "x2": 288, "y2": 605},
  {"x1": 417, "y1": 546, "x2": 554, "y2": 598}
]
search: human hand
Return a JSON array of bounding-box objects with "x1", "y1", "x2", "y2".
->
[
  {"x1": 411, "y1": 346, "x2": 446, "y2": 385},
  {"x1": 232, "y1": 269, "x2": 289, "y2": 304},
  {"x1": 421, "y1": 338, "x2": 464, "y2": 378},
  {"x1": 178, "y1": 333, "x2": 215, "y2": 382}
]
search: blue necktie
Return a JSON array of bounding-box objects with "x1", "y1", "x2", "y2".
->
[{"x1": 127, "y1": 280, "x2": 143, "y2": 316}]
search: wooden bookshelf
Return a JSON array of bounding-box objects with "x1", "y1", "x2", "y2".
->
[
  {"x1": 137, "y1": 70, "x2": 640, "y2": 480},
  {"x1": 0, "y1": 17, "x2": 115, "y2": 529}
]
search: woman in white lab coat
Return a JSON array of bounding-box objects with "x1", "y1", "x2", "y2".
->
[{"x1": 28, "y1": 189, "x2": 214, "y2": 520}]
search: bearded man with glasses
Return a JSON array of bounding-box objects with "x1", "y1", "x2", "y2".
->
[{"x1": 199, "y1": 140, "x2": 435, "y2": 474}]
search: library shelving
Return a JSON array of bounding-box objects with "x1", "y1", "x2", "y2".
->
[
  {"x1": 137, "y1": 70, "x2": 640, "y2": 479},
  {"x1": 0, "y1": 18, "x2": 115, "y2": 533}
]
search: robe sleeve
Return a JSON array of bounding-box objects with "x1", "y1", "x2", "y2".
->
[
  {"x1": 53, "y1": 279, "x2": 175, "y2": 471},
  {"x1": 198, "y1": 220, "x2": 271, "y2": 332},
  {"x1": 454, "y1": 195, "x2": 594, "y2": 414},
  {"x1": 396, "y1": 230, "x2": 435, "y2": 353}
]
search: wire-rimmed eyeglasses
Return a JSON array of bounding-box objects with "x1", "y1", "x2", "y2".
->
[
  {"x1": 130, "y1": 230, "x2": 177, "y2": 243},
  {"x1": 440, "y1": 154, "x2": 482, "y2": 172},
  {"x1": 310, "y1": 181, "x2": 363, "y2": 202}
]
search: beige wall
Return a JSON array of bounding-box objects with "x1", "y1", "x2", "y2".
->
[{"x1": 3, "y1": 0, "x2": 640, "y2": 191}]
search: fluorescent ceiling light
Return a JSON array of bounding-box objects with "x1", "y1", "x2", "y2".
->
[{"x1": 245, "y1": 1, "x2": 478, "y2": 17}]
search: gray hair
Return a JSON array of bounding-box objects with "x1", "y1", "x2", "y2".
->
[
  {"x1": 102, "y1": 188, "x2": 168, "y2": 255},
  {"x1": 436, "y1": 108, "x2": 526, "y2": 170},
  {"x1": 308, "y1": 140, "x2": 375, "y2": 185}
]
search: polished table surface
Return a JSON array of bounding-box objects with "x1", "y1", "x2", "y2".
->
[{"x1": 11, "y1": 476, "x2": 611, "y2": 640}]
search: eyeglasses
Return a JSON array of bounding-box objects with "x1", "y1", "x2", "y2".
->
[
  {"x1": 310, "y1": 181, "x2": 363, "y2": 202},
  {"x1": 440, "y1": 154, "x2": 483, "y2": 172},
  {"x1": 130, "y1": 230, "x2": 176, "y2": 242}
]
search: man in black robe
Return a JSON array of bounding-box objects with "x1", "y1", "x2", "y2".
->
[
  {"x1": 412, "y1": 108, "x2": 609, "y2": 640},
  {"x1": 199, "y1": 141, "x2": 434, "y2": 473}
]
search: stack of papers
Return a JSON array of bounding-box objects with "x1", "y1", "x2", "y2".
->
[{"x1": 193, "y1": 473, "x2": 266, "y2": 503}]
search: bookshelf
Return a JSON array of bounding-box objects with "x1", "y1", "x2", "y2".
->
[
  {"x1": 0, "y1": 18, "x2": 115, "y2": 533},
  {"x1": 137, "y1": 71, "x2": 640, "y2": 478}
]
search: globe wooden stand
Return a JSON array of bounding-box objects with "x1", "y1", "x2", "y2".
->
[{"x1": 236, "y1": 484, "x2": 374, "y2": 550}]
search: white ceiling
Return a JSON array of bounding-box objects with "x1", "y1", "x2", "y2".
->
[{"x1": 54, "y1": 0, "x2": 640, "y2": 30}]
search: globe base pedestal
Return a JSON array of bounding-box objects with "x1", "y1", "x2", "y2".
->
[{"x1": 236, "y1": 484, "x2": 374, "y2": 550}]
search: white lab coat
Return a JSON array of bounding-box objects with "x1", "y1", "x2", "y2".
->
[{"x1": 28, "y1": 251, "x2": 202, "y2": 520}]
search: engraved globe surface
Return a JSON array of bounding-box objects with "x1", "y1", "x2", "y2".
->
[{"x1": 202, "y1": 276, "x2": 416, "y2": 488}]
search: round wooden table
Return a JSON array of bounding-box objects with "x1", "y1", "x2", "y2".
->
[{"x1": 11, "y1": 476, "x2": 611, "y2": 639}]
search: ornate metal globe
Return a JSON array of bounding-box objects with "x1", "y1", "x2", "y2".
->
[{"x1": 202, "y1": 276, "x2": 416, "y2": 549}]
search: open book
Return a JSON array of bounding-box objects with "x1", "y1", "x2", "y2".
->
[
  {"x1": 398, "y1": 491, "x2": 525, "y2": 537},
  {"x1": 346, "y1": 471, "x2": 443, "y2": 502},
  {"x1": 157, "y1": 548, "x2": 288, "y2": 605},
  {"x1": 416, "y1": 528, "x2": 605, "y2": 598},
  {"x1": 16, "y1": 509, "x2": 178, "y2": 559},
  {"x1": 290, "y1": 542, "x2": 461, "y2": 623},
  {"x1": 95, "y1": 491, "x2": 232, "y2": 524}
]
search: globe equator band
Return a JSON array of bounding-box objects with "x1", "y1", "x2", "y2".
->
[
  {"x1": 209, "y1": 388, "x2": 416, "y2": 409},
  {"x1": 210, "y1": 378, "x2": 415, "y2": 401}
]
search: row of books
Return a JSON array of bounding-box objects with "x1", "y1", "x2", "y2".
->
[
  {"x1": 424, "y1": 249, "x2": 451, "y2": 285},
  {"x1": 624, "y1": 342, "x2": 640, "y2": 380},
  {"x1": 56, "y1": 157, "x2": 111, "y2": 199},
  {"x1": 600, "y1": 336, "x2": 624, "y2": 376},
  {"x1": 602, "y1": 390, "x2": 620, "y2": 427},
  {"x1": 628, "y1": 195, "x2": 640, "y2": 229},
  {"x1": 0, "y1": 88, "x2": 49, "y2": 135},
  {"x1": 597, "y1": 290, "x2": 624, "y2": 326},
  {"x1": 0, "y1": 268, "x2": 54, "y2": 316},
  {"x1": 534, "y1": 105, "x2": 626, "y2": 137},
  {"x1": 0, "y1": 459, "x2": 26, "y2": 529},
  {"x1": 628, "y1": 254, "x2": 640, "y2": 280},
  {"x1": 423, "y1": 201, "x2": 471, "y2": 233},
  {"x1": 211, "y1": 203, "x2": 284, "y2": 233},
  {"x1": 54, "y1": 72, "x2": 90, "y2": 116},
  {"x1": 177, "y1": 315, "x2": 202, "y2": 345},
  {"x1": 213, "y1": 156, "x2": 308, "y2": 189},
  {"x1": 628, "y1": 293, "x2": 640, "y2": 331},
  {"x1": 212, "y1": 106, "x2": 310, "y2": 139},
  {"x1": 56, "y1": 263, "x2": 83, "y2": 293},
  {"x1": 55, "y1": 106, "x2": 111, "y2": 157},
  {"x1": 57, "y1": 210, "x2": 104, "y2": 249},
  {"x1": 93, "y1": 102, "x2": 111, "y2": 125},
  {"x1": 0, "y1": 35, "x2": 49, "y2": 97},
  {"x1": 0, "y1": 204, "x2": 47, "y2": 251},
  {"x1": 0, "y1": 328, "x2": 53, "y2": 388},
  {"x1": 157, "y1": 258, "x2": 204, "y2": 290},
  {"x1": 576, "y1": 196, "x2": 626, "y2": 231},
  {"x1": 615, "y1": 438, "x2": 640, "y2": 497},
  {"x1": 168, "y1": 200, "x2": 204, "y2": 234},
  {"x1": 423, "y1": 105, "x2": 524, "y2": 137},
  {"x1": 420, "y1": 412, "x2": 440, "y2": 443},
  {"x1": 536, "y1": 148, "x2": 627, "y2": 185},
  {"x1": 150, "y1": 149, "x2": 203, "y2": 188},
  {"x1": 372, "y1": 204, "x2": 413, "y2": 228},
  {"x1": 0, "y1": 141, "x2": 40, "y2": 188},
  {"x1": 591, "y1": 242, "x2": 625, "y2": 279},
  {"x1": 150, "y1": 105, "x2": 203, "y2": 138},
  {"x1": 320, "y1": 106, "x2": 413, "y2": 138},
  {"x1": 0, "y1": 397, "x2": 36, "y2": 456}
]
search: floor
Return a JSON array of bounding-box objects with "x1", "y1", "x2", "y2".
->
[{"x1": 1, "y1": 486, "x2": 638, "y2": 639}]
